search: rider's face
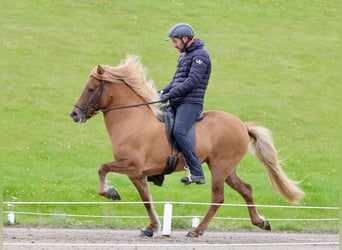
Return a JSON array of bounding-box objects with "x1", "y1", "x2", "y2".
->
[{"x1": 172, "y1": 37, "x2": 186, "y2": 52}]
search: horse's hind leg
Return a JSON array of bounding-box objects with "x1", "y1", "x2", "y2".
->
[
  {"x1": 187, "y1": 173, "x2": 226, "y2": 237},
  {"x1": 226, "y1": 170, "x2": 271, "y2": 230}
]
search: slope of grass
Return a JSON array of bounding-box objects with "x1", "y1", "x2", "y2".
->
[{"x1": 2, "y1": 0, "x2": 338, "y2": 232}]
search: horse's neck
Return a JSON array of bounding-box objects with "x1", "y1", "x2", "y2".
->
[
  {"x1": 103, "y1": 83, "x2": 160, "y2": 143},
  {"x1": 104, "y1": 84, "x2": 157, "y2": 138},
  {"x1": 103, "y1": 100, "x2": 159, "y2": 141}
]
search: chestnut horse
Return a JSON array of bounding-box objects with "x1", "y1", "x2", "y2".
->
[{"x1": 69, "y1": 55, "x2": 304, "y2": 237}]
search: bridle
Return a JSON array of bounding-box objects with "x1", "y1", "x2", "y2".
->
[
  {"x1": 73, "y1": 80, "x2": 105, "y2": 118},
  {"x1": 73, "y1": 80, "x2": 162, "y2": 117}
]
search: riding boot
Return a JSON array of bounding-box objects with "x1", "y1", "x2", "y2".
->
[{"x1": 181, "y1": 175, "x2": 205, "y2": 185}]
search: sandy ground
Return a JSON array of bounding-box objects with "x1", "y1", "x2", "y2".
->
[{"x1": 3, "y1": 226, "x2": 339, "y2": 250}]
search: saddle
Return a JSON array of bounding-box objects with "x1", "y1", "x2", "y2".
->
[{"x1": 147, "y1": 105, "x2": 204, "y2": 187}]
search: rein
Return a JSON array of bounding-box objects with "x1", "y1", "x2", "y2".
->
[{"x1": 97, "y1": 100, "x2": 163, "y2": 113}]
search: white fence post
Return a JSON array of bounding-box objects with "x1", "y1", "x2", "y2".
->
[
  {"x1": 162, "y1": 203, "x2": 173, "y2": 236},
  {"x1": 8, "y1": 212, "x2": 15, "y2": 224},
  {"x1": 192, "y1": 216, "x2": 200, "y2": 228}
]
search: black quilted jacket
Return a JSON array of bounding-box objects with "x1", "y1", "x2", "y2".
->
[{"x1": 162, "y1": 38, "x2": 211, "y2": 106}]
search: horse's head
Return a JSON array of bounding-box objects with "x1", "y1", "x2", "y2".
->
[
  {"x1": 70, "y1": 56, "x2": 161, "y2": 123},
  {"x1": 70, "y1": 65, "x2": 107, "y2": 123}
]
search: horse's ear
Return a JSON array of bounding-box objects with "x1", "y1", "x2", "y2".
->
[{"x1": 97, "y1": 65, "x2": 104, "y2": 75}]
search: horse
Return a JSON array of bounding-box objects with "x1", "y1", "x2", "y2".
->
[{"x1": 69, "y1": 55, "x2": 305, "y2": 237}]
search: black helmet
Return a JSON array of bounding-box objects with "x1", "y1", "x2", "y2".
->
[{"x1": 166, "y1": 23, "x2": 194, "y2": 40}]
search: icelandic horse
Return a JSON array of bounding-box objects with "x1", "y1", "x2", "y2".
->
[{"x1": 69, "y1": 55, "x2": 305, "y2": 237}]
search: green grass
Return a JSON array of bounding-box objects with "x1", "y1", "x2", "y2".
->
[{"x1": 2, "y1": 0, "x2": 339, "y2": 232}]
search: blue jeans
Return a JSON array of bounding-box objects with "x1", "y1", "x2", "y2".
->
[{"x1": 170, "y1": 103, "x2": 204, "y2": 177}]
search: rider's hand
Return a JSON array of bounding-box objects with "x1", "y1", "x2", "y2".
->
[{"x1": 160, "y1": 93, "x2": 170, "y2": 103}]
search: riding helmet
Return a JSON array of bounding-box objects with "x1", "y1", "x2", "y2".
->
[{"x1": 166, "y1": 23, "x2": 194, "y2": 40}]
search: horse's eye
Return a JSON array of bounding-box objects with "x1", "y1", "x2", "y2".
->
[{"x1": 87, "y1": 88, "x2": 95, "y2": 92}]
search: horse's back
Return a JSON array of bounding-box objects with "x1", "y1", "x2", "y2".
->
[
  {"x1": 203, "y1": 110, "x2": 245, "y2": 125},
  {"x1": 201, "y1": 110, "x2": 247, "y2": 134}
]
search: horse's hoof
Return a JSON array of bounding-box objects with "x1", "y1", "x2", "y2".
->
[
  {"x1": 139, "y1": 228, "x2": 153, "y2": 237},
  {"x1": 264, "y1": 220, "x2": 271, "y2": 231},
  {"x1": 108, "y1": 188, "x2": 121, "y2": 200},
  {"x1": 186, "y1": 230, "x2": 199, "y2": 238},
  {"x1": 255, "y1": 217, "x2": 272, "y2": 231}
]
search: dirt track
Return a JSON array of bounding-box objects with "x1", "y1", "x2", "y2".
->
[{"x1": 3, "y1": 226, "x2": 339, "y2": 250}]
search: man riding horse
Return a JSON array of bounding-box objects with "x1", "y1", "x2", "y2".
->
[{"x1": 160, "y1": 23, "x2": 211, "y2": 185}]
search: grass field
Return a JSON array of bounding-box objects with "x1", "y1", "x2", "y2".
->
[{"x1": 2, "y1": 1, "x2": 339, "y2": 232}]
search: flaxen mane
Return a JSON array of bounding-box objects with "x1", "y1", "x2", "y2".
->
[{"x1": 90, "y1": 55, "x2": 160, "y2": 115}]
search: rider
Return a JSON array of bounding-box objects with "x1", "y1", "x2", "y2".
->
[{"x1": 160, "y1": 23, "x2": 211, "y2": 185}]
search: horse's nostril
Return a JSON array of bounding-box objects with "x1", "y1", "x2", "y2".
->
[{"x1": 70, "y1": 111, "x2": 79, "y2": 122}]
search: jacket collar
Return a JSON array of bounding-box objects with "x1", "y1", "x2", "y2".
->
[{"x1": 185, "y1": 38, "x2": 205, "y2": 53}]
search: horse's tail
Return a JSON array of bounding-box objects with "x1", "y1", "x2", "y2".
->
[{"x1": 246, "y1": 122, "x2": 305, "y2": 204}]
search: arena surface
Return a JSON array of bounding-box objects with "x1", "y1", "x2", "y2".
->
[{"x1": 3, "y1": 226, "x2": 339, "y2": 250}]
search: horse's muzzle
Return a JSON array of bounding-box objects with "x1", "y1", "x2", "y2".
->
[{"x1": 69, "y1": 110, "x2": 86, "y2": 123}]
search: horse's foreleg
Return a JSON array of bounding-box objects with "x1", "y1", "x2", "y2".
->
[
  {"x1": 98, "y1": 161, "x2": 159, "y2": 236},
  {"x1": 226, "y1": 171, "x2": 271, "y2": 230},
  {"x1": 130, "y1": 177, "x2": 160, "y2": 237},
  {"x1": 98, "y1": 160, "x2": 137, "y2": 200}
]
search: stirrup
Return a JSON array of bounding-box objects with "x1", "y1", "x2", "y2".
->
[{"x1": 181, "y1": 175, "x2": 205, "y2": 185}]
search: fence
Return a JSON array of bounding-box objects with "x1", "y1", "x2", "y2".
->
[{"x1": 3, "y1": 201, "x2": 339, "y2": 235}]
